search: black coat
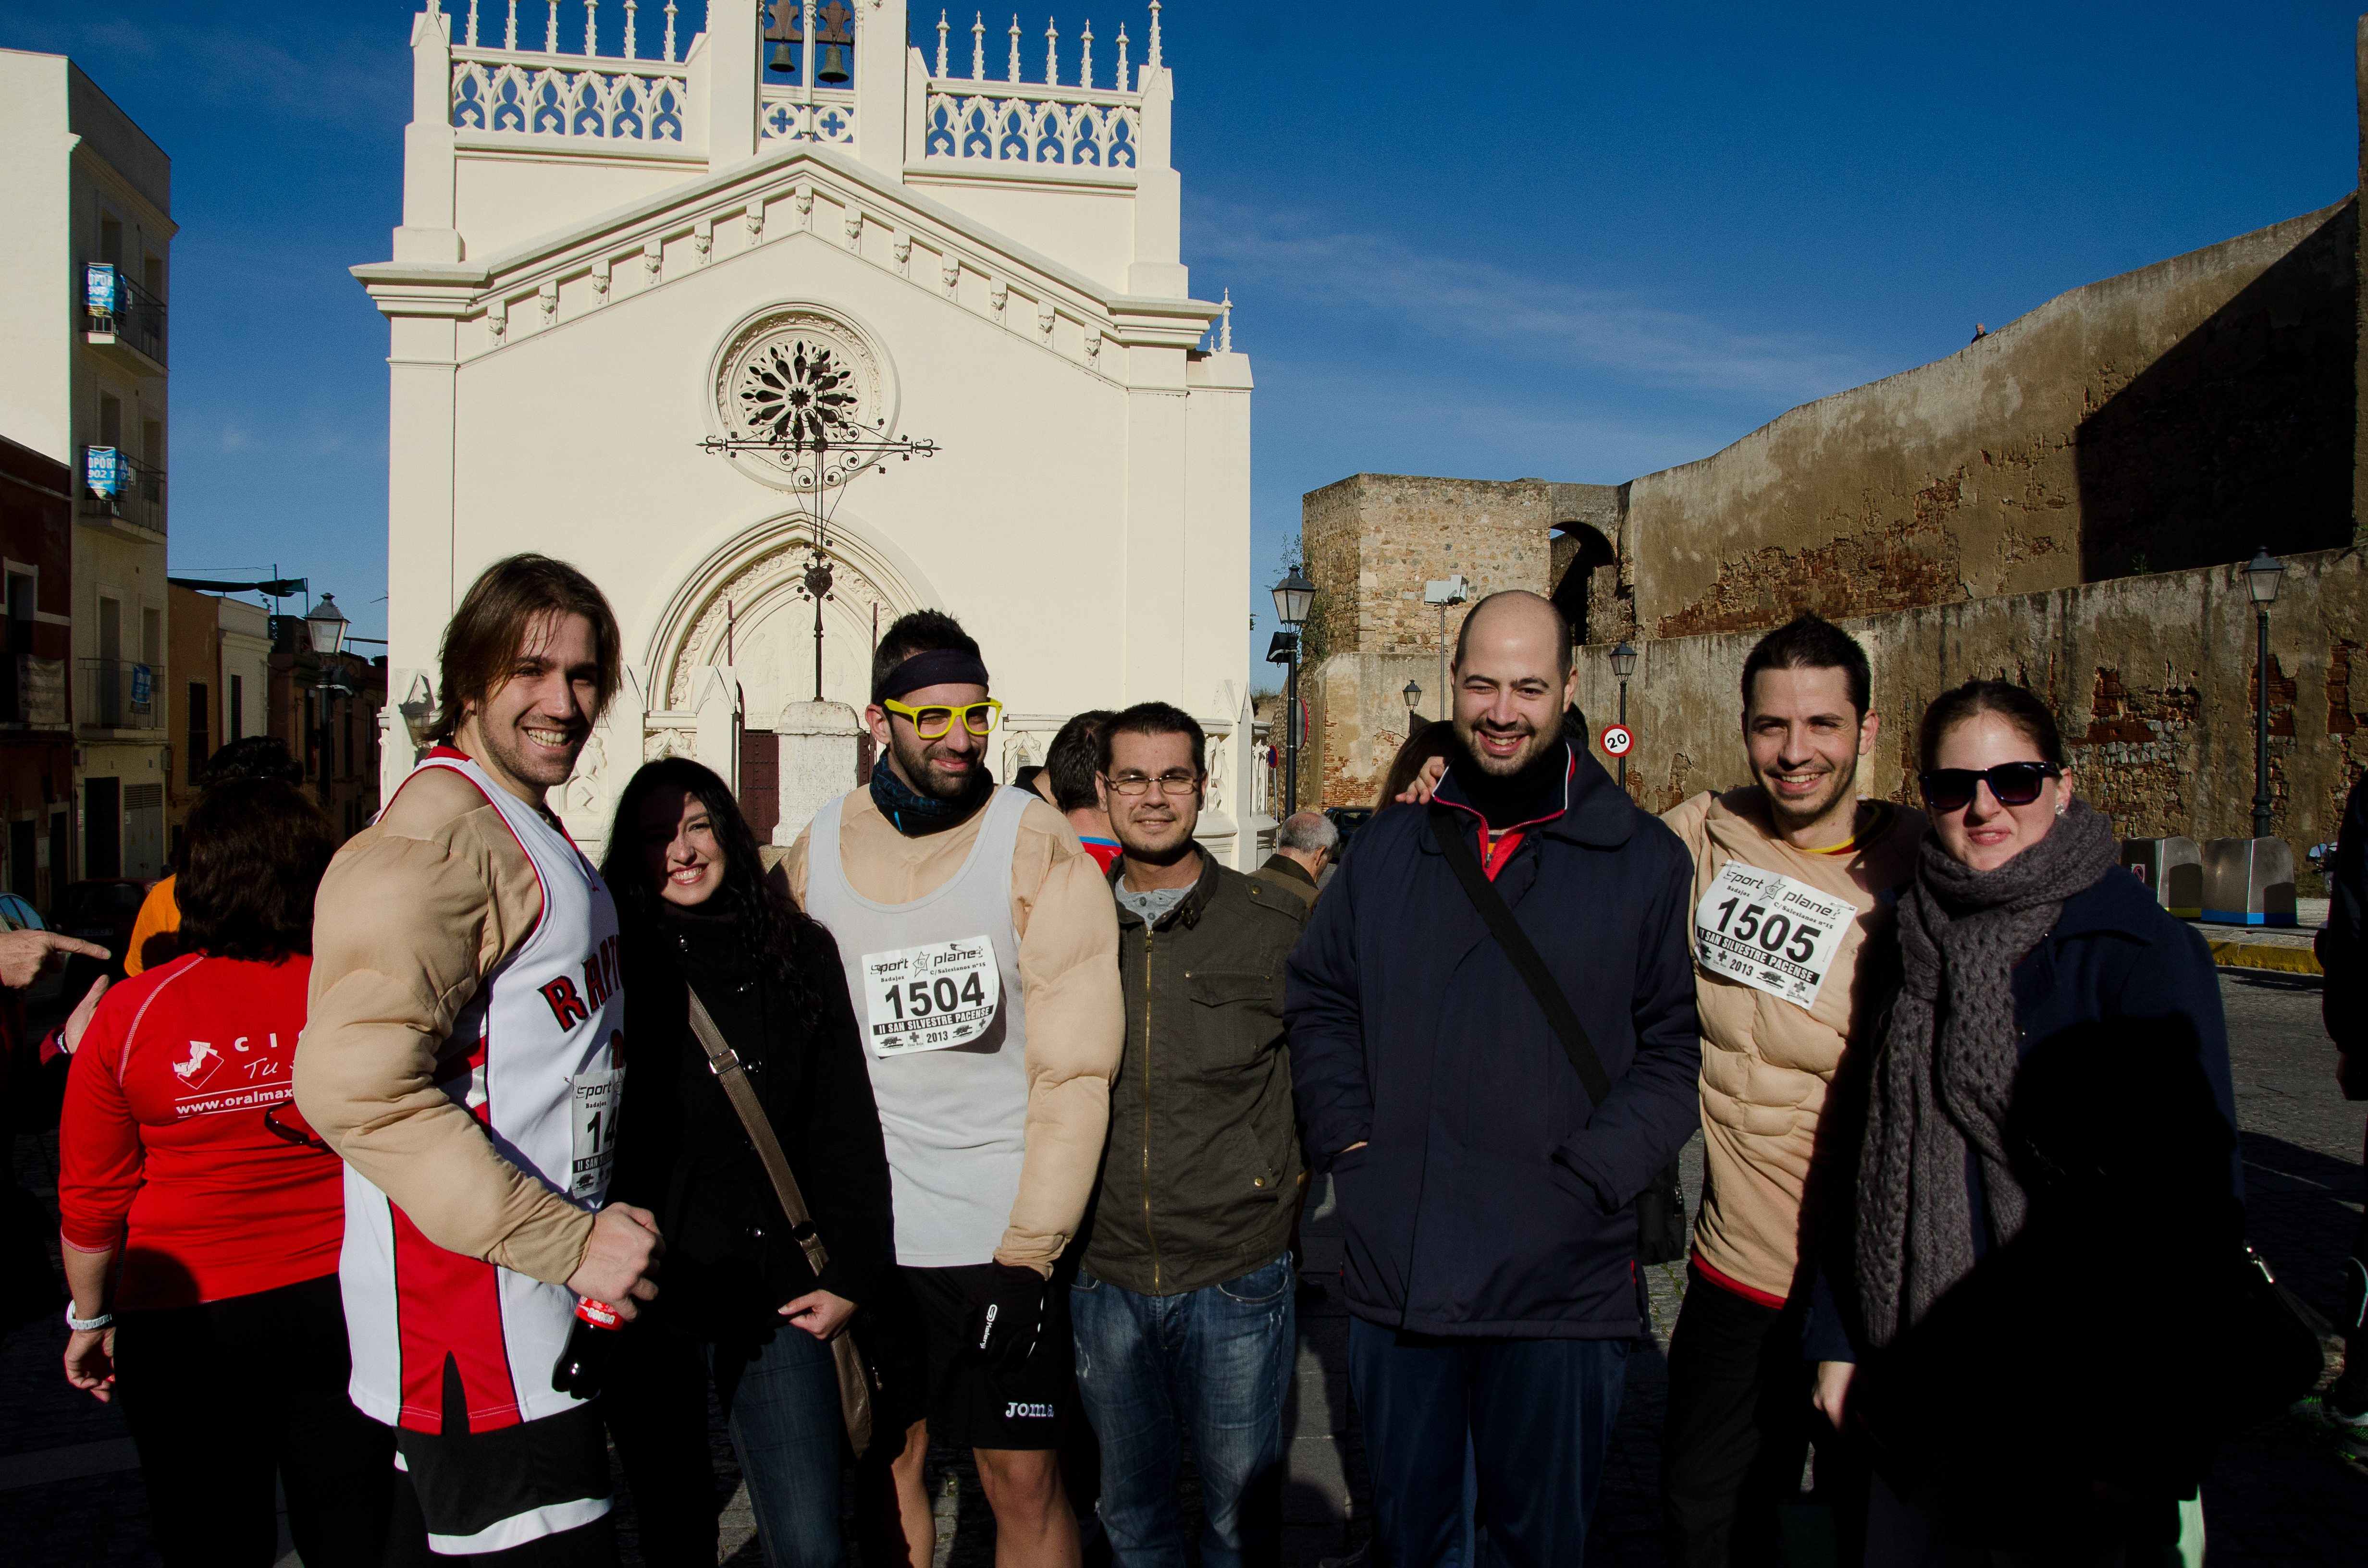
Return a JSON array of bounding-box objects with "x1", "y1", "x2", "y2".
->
[
  {"x1": 1285, "y1": 742, "x2": 1702, "y2": 1339},
  {"x1": 610, "y1": 904, "x2": 894, "y2": 1336}
]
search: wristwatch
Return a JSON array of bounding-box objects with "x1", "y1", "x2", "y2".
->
[{"x1": 65, "y1": 1305, "x2": 112, "y2": 1332}]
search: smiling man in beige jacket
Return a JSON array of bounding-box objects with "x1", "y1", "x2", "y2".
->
[{"x1": 1658, "y1": 612, "x2": 1924, "y2": 1568}]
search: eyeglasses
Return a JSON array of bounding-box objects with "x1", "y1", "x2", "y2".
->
[
  {"x1": 262, "y1": 1102, "x2": 330, "y2": 1151},
  {"x1": 1103, "y1": 770, "x2": 1202, "y2": 797},
  {"x1": 880, "y1": 698, "x2": 1002, "y2": 739},
  {"x1": 1917, "y1": 761, "x2": 2062, "y2": 813}
]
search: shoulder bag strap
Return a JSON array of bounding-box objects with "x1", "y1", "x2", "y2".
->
[
  {"x1": 685, "y1": 984, "x2": 876, "y2": 1458},
  {"x1": 685, "y1": 988, "x2": 832, "y2": 1283},
  {"x1": 1428, "y1": 805, "x2": 1613, "y2": 1107}
]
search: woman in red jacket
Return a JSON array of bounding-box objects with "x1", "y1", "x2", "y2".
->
[{"x1": 58, "y1": 779, "x2": 392, "y2": 1567}]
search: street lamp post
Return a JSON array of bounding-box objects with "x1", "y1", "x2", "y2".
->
[
  {"x1": 1610, "y1": 639, "x2": 1638, "y2": 794},
  {"x1": 2245, "y1": 546, "x2": 2286, "y2": 840},
  {"x1": 1403, "y1": 680, "x2": 1423, "y2": 726},
  {"x1": 1271, "y1": 566, "x2": 1316, "y2": 815}
]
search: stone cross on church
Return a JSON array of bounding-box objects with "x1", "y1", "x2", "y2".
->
[{"x1": 355, "y1": 0, "x2": 1261, "y2": 863}]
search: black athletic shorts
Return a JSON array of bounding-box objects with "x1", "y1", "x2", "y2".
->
[
  {"x1": 393, "y1": 1401, "x2": 612, "y2": 1556},
  {"x1": 874, "y1": 1262, "x2": 1073, "y2": 1451}
]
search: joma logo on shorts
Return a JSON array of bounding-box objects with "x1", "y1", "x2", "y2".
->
[{"x1": 1003, "y1": 1401, "x2": 1055, "y2": 1421}]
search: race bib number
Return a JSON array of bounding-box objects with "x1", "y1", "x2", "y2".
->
[
  {"x1": 862, "y1": 936, "x2": 1001, "y2": 1059},
  {"x1": 569, "y1": 1067, "x2": 623, "y2": 1200},
  {"x1": 1693, "y1": 862, "x2": 1861, "y2": 1012}
]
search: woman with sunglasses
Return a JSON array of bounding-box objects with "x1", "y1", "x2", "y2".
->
[
  {"x1": 598, "y1": 757, "x2": 896, "y2": 1568},
  {"x1": 1811, "y1": 680, "x2": 2240, "y2": 1563},
  {"x1": 55, "y1": 779, "x2": 393, "y2": 1567}
]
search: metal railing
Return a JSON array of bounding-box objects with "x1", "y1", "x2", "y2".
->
[
  {"x1": 79, "y1": 446, "x2": 166, "y2": 535},
  {"x1": 79, "y1": 658, "x2": 164, "y2": 731},
  {"x1": 84, "y1": 264, "x2": 167, "y2": 368}
]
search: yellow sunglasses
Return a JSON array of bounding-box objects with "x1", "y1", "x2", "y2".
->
[{"x1": 880, "y1": 697, "x2": 1003, "y2": 739}]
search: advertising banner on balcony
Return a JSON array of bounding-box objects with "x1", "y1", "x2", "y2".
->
[
  {"x1": 85, "y1": 262, "x2": 116, "y2": 316},
  {"x1": 19, "y1": 657, "x2": 64, "y2": 728},
  {"x1": 85, "y1": 447, "x2": 120, "y2": 498},
  {"x1": 131, "y1": 663, "x2": 152, "y2": 712}
]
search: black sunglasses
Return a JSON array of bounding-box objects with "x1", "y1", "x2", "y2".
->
[{"x1": 1917, "y1": 761, "x2": 2062, "y2": 813}]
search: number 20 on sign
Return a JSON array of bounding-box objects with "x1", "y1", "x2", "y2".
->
[{"x1": 1600, "y1": 723, "x2": 1634, "y2": 758}]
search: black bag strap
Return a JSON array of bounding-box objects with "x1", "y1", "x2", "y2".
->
[{"x1": 1428, "y1": 806, "x2": 1613, "y2": 1107}]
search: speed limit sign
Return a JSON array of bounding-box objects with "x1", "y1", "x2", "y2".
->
[{"x1": 1600, "y1": 723, "x2": 1634, "y2": 757}]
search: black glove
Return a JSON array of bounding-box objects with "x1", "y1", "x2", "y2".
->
[{"x1": 964, "y1": 1262, "x2": 1048, "y2": 1368}]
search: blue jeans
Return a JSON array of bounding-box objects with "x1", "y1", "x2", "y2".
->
[
  {"x1": 607, "y1": 1321, "x2": 844, "y2": 1568},
  {"x1": 1070, "y1": 1253, "x2": 1296, "y2": 1568},
  {"x1": 1348, "y1": 1317, "x2": 1628, "y2": 1568}
]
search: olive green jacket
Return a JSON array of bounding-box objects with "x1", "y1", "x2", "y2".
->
[{"x1": 1081, "y1": 850, "x2": 1308, "y2": 1297}]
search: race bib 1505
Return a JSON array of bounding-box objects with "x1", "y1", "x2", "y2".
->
[
  {"x1": 1693, "y1": 862, "x2": 1861, "y2": 1012},
  {"x1": 861, "y1": 935, "x2": 1001, "y2": 1060}
]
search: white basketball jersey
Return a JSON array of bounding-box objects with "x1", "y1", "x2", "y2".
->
[{"x1": 339, "y1": 749, "x2": 625, "y2": 1434}]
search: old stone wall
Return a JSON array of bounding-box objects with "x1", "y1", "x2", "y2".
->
[
  {"x1": 1564, "y1": 546, "x2": 2368, "y2": 853},
  {"x1": 1624, "y1": 199, "x2": 2359, "y2": 640}
]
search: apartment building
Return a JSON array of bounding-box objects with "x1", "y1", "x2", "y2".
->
[{"x1": 0, "y1": 49, "x2": 174, "y2": 882}]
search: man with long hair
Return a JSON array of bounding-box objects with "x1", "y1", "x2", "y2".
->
[
  {"x1": 782, "y1": 609, "x2": 1122, "y2": 1567},
  {"x1": 296, "y1": 554, "x2": 662, "y2": 1564}
]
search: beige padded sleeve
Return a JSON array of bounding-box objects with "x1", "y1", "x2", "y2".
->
[{"x1": 294, "y1": 768, "x2": 596, "y2": 1287}]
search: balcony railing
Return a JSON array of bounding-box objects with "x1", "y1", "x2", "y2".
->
[
  {"x1": 84, "y1": 264, "x2": 167, "y2": 369},
  {"x1": 79, "y1": 446, "x2": 166, "y2": 536},
  {"x1": 80, "y1": 657, "x2": 164, "y2": 732}
]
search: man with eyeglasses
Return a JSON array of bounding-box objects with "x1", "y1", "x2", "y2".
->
[
  {"x1": 1657, "y1": 611, "x2": 1923, "y2": 1568},
  {"x1": 784, "y1": 610, "x2": 1122, "y2": 1568},
  {"x1": 1068, "y1": 701, "x2": 1308, "y2": 1567}
]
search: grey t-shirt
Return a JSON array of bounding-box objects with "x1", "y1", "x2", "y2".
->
[{"x1": 1114, "y1": 883, "x2": 1190, "y2": 926}]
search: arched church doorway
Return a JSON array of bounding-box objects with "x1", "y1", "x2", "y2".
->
[{"x1": 1550, "y1": 523, "x2": 1618, "y2": 645}]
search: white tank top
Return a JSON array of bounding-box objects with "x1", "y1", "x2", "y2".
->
[
  {"x1": 803, "y1": 785, "x2": 1032, "y2": 1267},
  {"x1": 339, "y1": 749, "x2": 625, "y2": 1434}
]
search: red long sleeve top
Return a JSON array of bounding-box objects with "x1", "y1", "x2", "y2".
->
[{"x1": 59, "y1": 952, "x2": 345, "y2": 1310}]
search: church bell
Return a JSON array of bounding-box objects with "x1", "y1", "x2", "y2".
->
[
  {"x1": 764, "y1": 1, "x2": 802, "y2": 74},
  {"x1": 817, "y1": 44, "x2": 851, "y2": 83},
  {"x1": 815, "y1": 0, "x2": 854, "y2": 83}
]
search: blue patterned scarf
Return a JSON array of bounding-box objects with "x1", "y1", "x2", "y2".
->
[{"x1": 870, "y1": 759, "x2": 995, "y2": 837}]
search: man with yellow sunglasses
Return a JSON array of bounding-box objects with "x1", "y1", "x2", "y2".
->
[{"x1": 781, "y1": 610, "x2": 1122, "y2": 1568}]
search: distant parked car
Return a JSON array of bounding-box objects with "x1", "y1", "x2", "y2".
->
[
  {"x1": 0, "y1": 892, "x2": 63, "y2": 1004},
  {"x1": 57, "y1": 878, "x2": 152, "y2": 989}
]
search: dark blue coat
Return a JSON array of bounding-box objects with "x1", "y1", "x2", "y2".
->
[
  {"x1": 1804, "y1": 861, "x2": 2242, "y2": 1361},
  {"x1": 1284, "y1": 745, "x2": 1702, "y2": 1340}
]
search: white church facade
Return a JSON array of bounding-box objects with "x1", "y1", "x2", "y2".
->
[{"x1": 358, "y1": 0, "x2": 1261, "y2": 862}]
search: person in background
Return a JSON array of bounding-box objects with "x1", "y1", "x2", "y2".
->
[
  {"x1": 123, "y1": 736, "x2": 307, "y2": 978},
  {"x1": 296, "y1": 554, "x2": 662, "y2": 1564},
  {"x1": 1371, "y1": 721, "x2": 1460, "y2": 814},
  {"x1": 59, "y1": 779, "x2": 392, "y2": 1567},
  {"x1": 1251, "y1": 811, "x2": 1336, "y2": 910},
  {"x1": 1287, "y1": 590, "x2": 1701, "y2": 1564},
  {"x1": 781, "y1": 612, "x2": 1123, "y2": 1568},
  {"x1": 2304, "y1": 768, "x2": 2368, "y2": 1451},
  {"x1": 1812, "y1": 679, "x2": 2241, "y2": 1561},
  {"x1": 1072, "y1": 702, "x2": 1307, "y2": 1568},
  {"x1": 599, "y1": 758, "x2": 895, "y2": 1568},
  {"x1": 1043, "y1": 710, "x2": 1123, "y2": 874},
  {"x1": 1658, "y1": 612, "x2": 1917, "y2": 1568}
]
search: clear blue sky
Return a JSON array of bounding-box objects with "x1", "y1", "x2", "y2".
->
[{"x1": 4, "y1": 1, "x2": 2360, "y2": 669}]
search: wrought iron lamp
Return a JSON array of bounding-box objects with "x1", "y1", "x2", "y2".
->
[
  {"x1": 1271, "y1": 566, "x2": 1315, "y2": 813},
  {"x1": 2245, "y1": 546, "x2": 2285, "y2": 839},
  {"x1": 1402, "y1": 680, "x2": 1422, "y2": 719},
  {"x1": 1609, "y1": 640, "x2": 1638, "y2": 792}
]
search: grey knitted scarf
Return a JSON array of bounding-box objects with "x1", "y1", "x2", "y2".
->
[{"x1": 1854, "y1": 798, "x2": 2118, "y2": 1348}]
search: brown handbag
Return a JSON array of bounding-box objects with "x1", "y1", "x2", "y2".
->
[{"x1": 685, "y1": 987, "x2": 878, "y2": 1458}]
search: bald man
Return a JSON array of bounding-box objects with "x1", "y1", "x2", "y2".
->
[{"x1": 1286, "y1": 590, "x2": 1701, "y2": 1563}]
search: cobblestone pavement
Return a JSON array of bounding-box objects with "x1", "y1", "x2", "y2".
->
[{"x1": 9, "y1": 970, "x2": 2365, "y2": 1564}]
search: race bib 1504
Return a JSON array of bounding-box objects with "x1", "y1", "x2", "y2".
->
[
  {"x1": 861, "y1": 935, "x2": 1001, "y2": 1059},
  {"x1": 1693, "y1": 862, "x2": 1862, "y2": 1012}
]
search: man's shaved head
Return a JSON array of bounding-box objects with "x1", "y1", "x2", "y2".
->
[{"x1": 1452, "y1": 590, "x2": 1572, "y2": 679}]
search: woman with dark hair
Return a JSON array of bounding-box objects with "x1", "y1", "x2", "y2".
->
[
  {"x1": 56, "y1": 779, "x2": 392, "y2": 1566},
  {"x1": 598, "y1": 757, "x2": 897, "y2": 1568},
  {"x1": 1811, "y1": 680, "x2": 2242, "y2": 1564}
]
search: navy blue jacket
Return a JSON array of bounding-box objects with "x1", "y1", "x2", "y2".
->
[
  {"x1": 1806, "y1": 862, "x2": 2242, "y2": 1361},
  {"x1": 1284, "y1": 744, "x2": 1702, "y2": 1339}
]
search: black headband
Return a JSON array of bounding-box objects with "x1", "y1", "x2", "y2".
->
[{"x1": 875, "y1": 648, "x2": 992, "y2": 704}]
